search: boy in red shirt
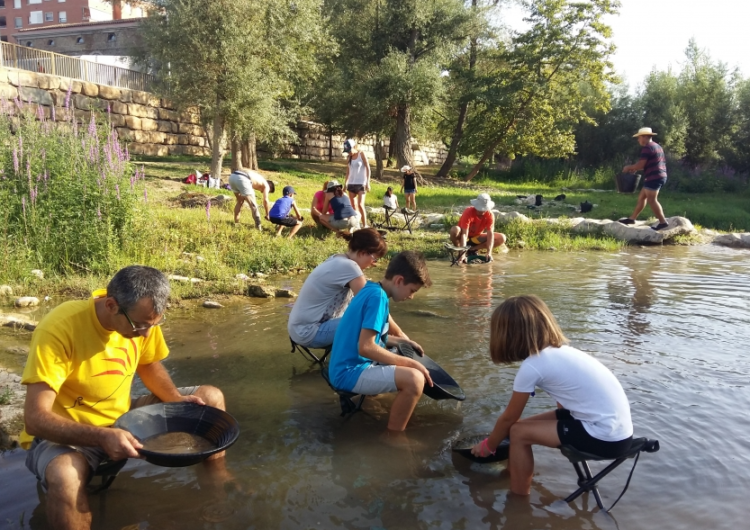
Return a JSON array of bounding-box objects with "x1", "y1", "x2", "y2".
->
[{"x1": 449, "y1": 193, "x2": 507, "y2": 263}]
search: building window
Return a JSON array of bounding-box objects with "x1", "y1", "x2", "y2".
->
[
  {"x1": 0, "y1": 36, "x2": 7, "y2": 42},
  {"x1": 44, "y1": 11, "x2": 51, "y2": 21},
  {"x1": 25, "y1": 41, "x2": 32, "y2": 47},
  {"x1": 47, "y1": 39, "x2": 54, "y2": 45},
  {"x1": 58, "y1": 10, "x2": 65, "y2": 22},
  {"x1": 0, "y1": 17, "x2": 5, "y2": 27},
  {"x1": 14, "y1": 0, "x2": 20, "y2": 8},
  {"x1": 28, "y1": 0, "x2": 42, "y2": 4},
  {"x1": 14, "y1": 15, "x2": 20, "y2": 27},
  {"x1": 108, "y1": 32, "x2": 116, "y2": 42},
  {"x1": 0, "y1": 1, "x2": 5, "y2": 9},
  {"x1": 29, "y1": 10, "x2": 42, "y2": 24},
  {"x1": 75, "y1": 36, "x2": 83, "y2": 44},
  {"x1": 58, "y1": 0, "x2": 64, "y2": 2}
]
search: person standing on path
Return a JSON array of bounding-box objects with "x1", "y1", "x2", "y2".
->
[
  {"x1": 619, "y1": 127, "x2": 669, "y2": 231},
  {"x1": 343, "y1": 139, "x2": 371, "y2": 228},
  {"x1": 228, "y1": 169, "x2": 275, "y2": 229}
]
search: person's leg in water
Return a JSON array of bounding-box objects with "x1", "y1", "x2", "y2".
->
[
  {"x1": 507, "y1": 413, "x2": 561, "y2": 495},
  {"x1": 45, "y1": 452, "x2": 94, "y2": 530},
  {"x1": 388, "y1": 366, "x2": 425, "y2": 431},
  {"x1": 470, "y1": 233, "x2": 507, "y2": 253}
]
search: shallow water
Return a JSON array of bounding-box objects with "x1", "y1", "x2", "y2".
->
[{"x1": 1, "y1": 246, "x2": 750, "y2": 529}]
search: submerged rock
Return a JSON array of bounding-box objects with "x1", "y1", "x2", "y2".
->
[
  {"x1": 248, "y1": 285, "x2": 276, "y2": 298},
  {"x1": 202, "y1": 300, "x2": 223, "y2": 309},
  {"x1": 713, "y1": 233, "x2": 750, "y2": 249},
  {"x1": 14, "y1": 297, "x2": 40, "y2": 308},
  {"x1": 275, "y1": 288, "x2": 297, "y2": 298}
]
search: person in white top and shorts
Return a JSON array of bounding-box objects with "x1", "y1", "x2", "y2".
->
[
  {"x1": 343, "y1": 139, "x2": 371, "y2": 228},
  {"x1": 472, "y1": 295, "x2": 633, "y2": 497}
]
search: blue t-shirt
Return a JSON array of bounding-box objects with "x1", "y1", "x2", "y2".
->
[
  {"x1": 269, "y1": 196, "x2": 293, "y2": 219},
  {"x1": 639, "y1": 142, "x2": 667, "y2": 181},
  {"x1": 330, "y1": 195, "x2": 357, "y2": 220},
  {"x1": 328, "y1": 281, "x2": 390, "y2": 391}
]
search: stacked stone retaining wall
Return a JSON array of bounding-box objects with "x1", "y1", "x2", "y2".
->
[{"x1": 0, "y1": 68, "x2": 447, "y2": 165}]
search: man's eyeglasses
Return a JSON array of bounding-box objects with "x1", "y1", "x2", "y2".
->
[
  {"x1": 119, "y1": 307, "x2": 166, "y2": 332},
  {"x1": 370, "y1": 254, "x2": 380, "y2": 263}
]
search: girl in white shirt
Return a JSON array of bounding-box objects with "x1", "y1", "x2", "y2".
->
[
  {"x1": 343, "y1": 139, "x2": 371, "y2": 227},
  {"x1": 472, "y1": 295, "x2": 633, "y2": 496},
  {"x1": 383, "y1": 187, "x2": 399, "y2": 210}
]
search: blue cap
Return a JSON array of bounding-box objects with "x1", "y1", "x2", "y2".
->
[{"x1": 282, "y1": 185, "x2": 295, "y2": 196}]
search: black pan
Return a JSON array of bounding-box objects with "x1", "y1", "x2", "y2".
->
[
  {"x1": 452, "y1": 433, "x2": 510, "y2": 463},
  {"x1": 396, "y1": 342, "x2": 465, "y2": 401}
]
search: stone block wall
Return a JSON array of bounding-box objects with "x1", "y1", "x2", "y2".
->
[
  {"x1": 0, "y1": 67, "x2": 447, "y2": 165},
  {"x1": 0, "y1": 67, "x2": 211, "y2": 158}
]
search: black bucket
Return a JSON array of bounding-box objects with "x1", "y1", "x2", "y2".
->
[
  {"x1": 114, "y1": 402, "x2": 240, "y2": 467},
  {"x1": 616, "y1": 172, "x2": 642, "y2": 193}
]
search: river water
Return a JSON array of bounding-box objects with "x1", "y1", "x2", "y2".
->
[{"x1": 1, "y1": 246, "x2": 749, "y2": 530}]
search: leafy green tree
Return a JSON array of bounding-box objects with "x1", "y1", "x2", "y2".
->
[
  {"x1": 461, "y1": 0, "x2": 618, "y2": 181},
  {"x1": 315, "y1": 0, "x2": 476, "y2": 174},
  {"x1": 135, "y1": 0, "x2": 328, "y2": 177},
  {"x1": 638, "y1": 69, "x2": 688, "y2": 159}
]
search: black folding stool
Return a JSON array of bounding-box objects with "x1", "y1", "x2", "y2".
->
[
  {"x1": 560, "y1": 437, "x2": 660, "y2": 512},
  {"x1": 400, "y1": 208, "x2": 419, "y2": 234},
  {"x1": 443, "y1": 243, "x2": 471, "y2": 266},
  {"x1": 87, "y1": 459, "x2": 129, "y2": 494},
  {"x1": 320, "y1": 363, "x2": 367, "y2": 417},
  {"x1": 290, "y1": 337, "x2": 331, "y2": 365}
]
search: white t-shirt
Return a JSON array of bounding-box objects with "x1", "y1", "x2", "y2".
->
[
  {"x1": 287, "y1": 255, "x2": 363, "y2": 345},
  {"x1": 383, "y1": 194, "x2": 398, "y2": 209},
  {"x1": 347, "y1": 152, "x2": 369, "y2": 185},
  {"x1": 513, "y1": 345, "x2": 633, "y2": 442}
]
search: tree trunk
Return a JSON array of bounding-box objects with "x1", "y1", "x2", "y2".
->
[
  {"x1": 465, "y1": 141, "x2": 498, "y2": 181},
  {"x1": 209, "y1": 111, "x2": 226, "y2": 180},
  {"x1": 387, "y1": 131, "x2": 396, "y2": 165},
  {"x1": 230, "y1": 135, "x2": 242, "y2": 172},
  {"x1": 394, "y1": 104, "x2": 413, "y2": 170},
  {"x1": 241, "y1": 134, "x2": 258, "y2": 170},
  {"x1": 327, "y1": 125, "x2": 333, "y2": 162},
  {"x1": 437, "y1": 101, "x2": 470, "y2": 177},
  {"x1": 373, "y1": 135, "x2": 384, "y2": 180}
]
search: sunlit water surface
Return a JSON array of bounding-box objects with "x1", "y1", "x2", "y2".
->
[{"x1": 2, "y1": 246, "x2": 749, "y2": 530}]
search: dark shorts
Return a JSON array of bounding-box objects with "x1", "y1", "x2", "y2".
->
[
  {"x1": 404, "y1": 188, "x2": 417, "y2": 195},
  {"x1": 347, "y1": 184, "x2": 365, "y2": 194},
  {"x1": 556, "y1": 409, "x2": 632, "y2": 458},
  {"x1": 643, "y1": 177, "x2": 667, "y2": 191},
  {"x1": 270, "y1": 216, "x2": 299, "y2": 227}
]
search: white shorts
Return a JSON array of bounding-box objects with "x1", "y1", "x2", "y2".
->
[
  {"x1": 228, "y1": 172, "x2": 257, "y2": 201},
  {"x1": 330, "y1": 213, "x2": 361, "y2": 231},
  {"x1": 352, "y1": 364, "x2": 397, "y2": 395}
]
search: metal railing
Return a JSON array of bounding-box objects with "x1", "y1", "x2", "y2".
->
[{"x1": 0, "y1": 41, "x2": 153, "y2": 92}]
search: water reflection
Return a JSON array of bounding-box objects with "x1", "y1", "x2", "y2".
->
[{"x1": 2, "y1": 246, "x2": 750, "y2": 529}]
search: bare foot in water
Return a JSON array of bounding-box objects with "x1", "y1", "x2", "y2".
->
[{"x1": 380, "y1": 429, "x2": 423, "y2": 449}]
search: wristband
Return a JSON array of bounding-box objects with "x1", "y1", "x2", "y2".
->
[{"x1": 480, "y1": 437, "x2": 496, "y2": 457}]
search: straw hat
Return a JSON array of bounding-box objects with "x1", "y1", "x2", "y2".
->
[
  {"x1": 633, "y1": 127, "x2": 657, "y2": 137},
  {"x1": 470, "y1": 193, "x2": 495, "y2": 212}
]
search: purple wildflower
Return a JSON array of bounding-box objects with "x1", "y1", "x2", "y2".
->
[
  {"x1": 65, "y1": 83, "x2": 72, "y2": 109},
  {"x1": 51, "y1": 105, "x2": 56, "y2": 122},
  {"x1": 115, "y1": 184, "x2": 120, "y2": 201},
  {"x1": 31, "y1": 186, "x2": 37, "y2": 206},
  {"x1": 206, "y1": 200, "x2": 211, "y2": 221},
  {"x1": 36, "y1": 105, "x2": 44, "y2": 121},
  {"x1": 88, "y1": 114, "x2": 96, "y2": 137},
  {"x1": 130, "y1": 175, "x2": 135, "y2": 190},
  {"x1": 13, "y1": 148, "x2": 18, "y2": 173},
  {"x1": 22, "y1": 196, "x2": 26, "y2": 216},
  {"x1": 144, "y1": 187, "x2": 148, "y2": 202}
]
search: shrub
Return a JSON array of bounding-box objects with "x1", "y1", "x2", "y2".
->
[{"x1": 0, "y1": 96, "x2": 143, "y2": 277}]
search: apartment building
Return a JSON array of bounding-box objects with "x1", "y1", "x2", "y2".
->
[{"x1": 0, "y1": 0, "x2": 144, "y2": 42}]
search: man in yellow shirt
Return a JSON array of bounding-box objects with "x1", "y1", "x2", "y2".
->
[{"x1": 21, "y1": 265, "x2": 227, "y2": 530}]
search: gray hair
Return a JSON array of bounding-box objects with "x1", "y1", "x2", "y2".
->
[{"x1": 107, "y1": 265, "x2": 170, "y2": 315}]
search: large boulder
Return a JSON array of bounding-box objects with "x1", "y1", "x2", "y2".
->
[
  {"x1": 712, "y1": 233, "x2": 750, "y2": 249},
  {"x1": 497, "y1": 211, "x2": 531, "y2": 224},
  {"x1": 603, "y1": 216, "x2": 696, "y2": 244}
]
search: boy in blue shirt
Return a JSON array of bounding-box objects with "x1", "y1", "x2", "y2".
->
[
  {"x1": 328, "y1": 251, "x2": 433, "y2": 432},
  {"x1": 269, "y1": 185, "x2": 303, "y2": 238}
]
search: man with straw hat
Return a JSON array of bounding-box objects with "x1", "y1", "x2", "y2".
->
[
  {"x1": 618, "y1": 127, "x2": 669, "y2": 231},
  {"x1": 449, "y1": 193, "x2": 507, "y2": 263}
]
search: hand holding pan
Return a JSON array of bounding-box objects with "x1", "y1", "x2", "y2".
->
[
  {"x1": 396, "y1": 342, "x2": 465, "y2": 401},
  {"x1": 452, "y1": 433, "x2": 510, "y2": 463}
]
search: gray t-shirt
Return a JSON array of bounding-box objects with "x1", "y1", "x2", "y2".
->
[{"x1": 287, "y1": 255, "x2": 363, "y2": 345}]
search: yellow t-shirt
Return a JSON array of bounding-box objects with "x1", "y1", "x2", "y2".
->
[{"x1": 20, "y1": 289, "x2": 169, "y2": 449}]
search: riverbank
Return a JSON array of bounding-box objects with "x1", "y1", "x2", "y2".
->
[{"x1": 5, "y1": 155, "x2": 743, "y2": 305}]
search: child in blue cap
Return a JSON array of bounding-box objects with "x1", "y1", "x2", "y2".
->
[{"x1": 269, "y1": 186, "x2": 304, "y2": 238}]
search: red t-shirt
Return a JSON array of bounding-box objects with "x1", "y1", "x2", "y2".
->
[
  {"x1": 314, "y1": 190, "x2": 334, "y2": 214},
  {"x1": 458, "y1": 207, "x2": 493, "y2": 238}
]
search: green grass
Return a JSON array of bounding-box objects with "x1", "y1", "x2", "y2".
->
[{"x1": 3, "y1": 155, "x2": 743, "y2": 302}]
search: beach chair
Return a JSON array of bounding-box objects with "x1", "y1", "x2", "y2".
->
[
  {"x1": 374, "y1": 207, "x2": 419, "y2": 234},
  {"x1": 400, "y1": 208, "x2": 419, "y2": 234},
  {"x1": 320, "y1": 363, "x2": 367, "y2": 416},
  {"x1": 560, "y1": 437, "x2": 660, "y2": 512},
  {"x1": 289, "y1": 337, "x2": 330, "y2": 365}
]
